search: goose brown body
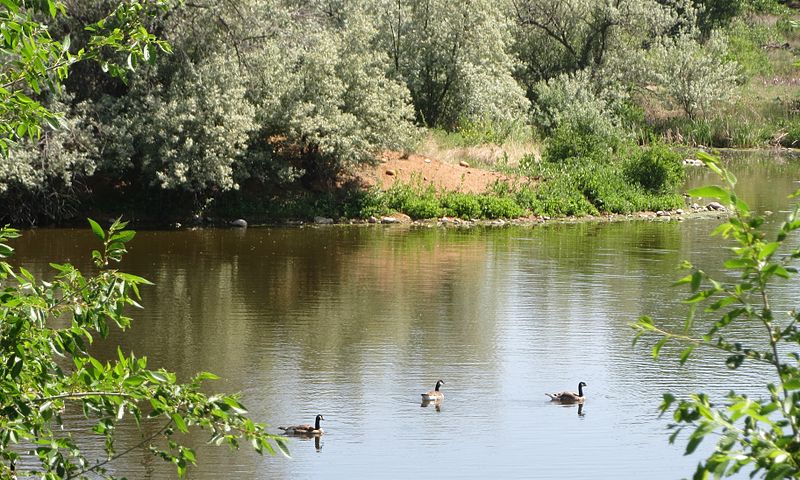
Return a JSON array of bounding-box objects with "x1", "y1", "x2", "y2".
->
[
  {"x1": 546, "y1": 382, "x2": 587, "y2": 403},
  {"x1": 279, "y1": 414, "x2": 325, "y2": 435},
  {"x1": 421, "y1": 379, "x2": 445, "y2": 401}
]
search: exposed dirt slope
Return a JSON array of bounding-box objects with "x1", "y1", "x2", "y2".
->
[{"x1": 354, "y1": 152, "x2": 524, "y2": 193}]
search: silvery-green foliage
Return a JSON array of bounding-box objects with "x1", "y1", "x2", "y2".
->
[
  {"x1": 105, "y1": 55, "x2": 256, "y2": 192},
  {"x1": 0, "y1": 97, "x2": 99, "y2": 222},
  {"x1": 377, "y1": 0, "x2": 529, "y2": 129},
  {"x1": 643, "y1": 32, "x2": 740, "y2": 118},
  {"x1": 264, "y1": 3, "x2": 418, "y2": 176},
  {"x1": 532, "y1": 70, "x2": 627, "y2": 141},
  {"x1": 512, "y1": 0, "x2": 698, "y2": 87}
]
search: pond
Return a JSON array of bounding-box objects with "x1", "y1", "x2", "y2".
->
[{"x1": 9, "y1": 151, "x2": 800, "y2": 479}]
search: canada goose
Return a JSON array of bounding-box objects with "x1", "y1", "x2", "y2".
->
[
  {"x1": 279, "y1": 414, "x2": 324, "y2": 435},
  {"x1": 546, "y1": 381, "x2": 587, "y2": 403},
  {"x1": 421, "y1": 379, "x2": 445, "y2": 401}
]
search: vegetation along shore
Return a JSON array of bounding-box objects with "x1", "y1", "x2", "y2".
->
[{"x1": 2, "y1": 0, "x2": 800, "y2": 228}]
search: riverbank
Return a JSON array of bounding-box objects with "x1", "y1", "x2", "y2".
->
[{"x1": 79, "y1": 145, "x2": 795, "y2": 231}]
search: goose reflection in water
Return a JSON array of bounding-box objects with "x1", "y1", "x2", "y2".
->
[
  {"x1": 420, "y1": 398, "x2": 442, "y2": 412},
  {"x1": 291, "y1": 433, "x2": 323, "y2": 452},
  {"x1": 558, "y1": 401, "x2": 585, "y2": 417}
]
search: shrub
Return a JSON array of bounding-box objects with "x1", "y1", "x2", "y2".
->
[
  {"x1": 643, "y1": 33, "x2": 740, "y2": 119},
  {"x1": 384, "y1": 181, "x2": 442, "y2": 219},
  {"x1": 403, "y1": 197, "x2": 443, "y2": 219},
  {"x1": 442, "y1": 192, "x2": 483, "y2": 219},
  {"x1": 543, "y1": 121, "x2": 618, "y2": 164},
  {"x1": 782, "y1": 118, "x2": 800, "y2": 148},
  {"x1": 479, "y1": 196, "x2": 525, "y2": 219},
  {"x1": 532, "y1": 70, "x2": 627, "y2": 141},
  {"x1": 723, "y1": 19, "x2": 776, "y2": 78},
  {"x1": 623, "y1": 143, "x2": 685, "y2": 194}
]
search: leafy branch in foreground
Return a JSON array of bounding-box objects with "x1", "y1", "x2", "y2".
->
[
  {"x1": 0, "y1": 219, "x2": 287, "y2": 479},
  {"x1": 0, "y1": 0, "x2": 172, "y2": 155},
  {"x1": 633, "y1": 151, "x2": 800, "y2": 479}
]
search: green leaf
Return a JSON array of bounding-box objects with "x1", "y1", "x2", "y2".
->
[
  {"x1": 117, "y1": 272, "x2": 154, "y2": 285},
  {"x1": 652, "y1": 337, "x2": 668, "y2": 360},
  {"x1": 172, "y1": 413, "x2": 188, "y2": 433},
  {"x1": 679, "y1": 345, "x2": 695, "y2": 365},
  {"x1": 88, "y1": 218, "x2": 105, "y2": 240},
  {"x1": 685, "y1": 434, "x2": 704, "y2": 455},
  {"x1": 724, "y1": 258, "x2": 751, "y2": 269},
  {"x1": 690, "y1": 271, "x2": 701, "y2": 292},
  {"x1": 759, "y1": 242, "x2": 780, "y2": 261},
  {"x1": 782, "y1": 378, "x2": 800, "y2": 391},
  {"x1": 147, "y1": 371, "x2": 168, "y2": 383},
  {"x1": 0, "y1": 0, "x2": 19, "y2": 14},
  {"x1": 109, "y1": 230, "x2": 136, "y2": 244},
  {"x1": 688, "y1": 185, "x2": 730, "y2": 204}
]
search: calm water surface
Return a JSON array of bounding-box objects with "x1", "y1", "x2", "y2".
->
[{"x1": 10, "y1": 152, "x2": 800, "y2": 479}]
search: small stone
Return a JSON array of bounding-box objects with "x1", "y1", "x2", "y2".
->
[
  {"x1": 691, "y1": 203, "x2": 701, "y2": 210},
  {"x1": 368, "y1": 216, "x2": 378, "y2": 223},
  {"x1": 386, "y1": 169, "x2": 396, "y2": 176},
  {"x1": 676, "y1": 209, "x2": 684, "y2": 215},
  {"x1": 656, "y1": 210, "x2": 669, "y2": 217},
  {"x1": 231, "y1": 218, "x2": 248, "y2": 228},
  {"x1": 314, "y1": 216, "x2": 334, "y2": 224},
  {"x1": 458, "y1": 160, "x2": 470, "y2": 168},
  {"x1": 381, "y1": 216, "x2": 400, "y2": 224},
  {"x1": 424, "y1": 158, "x2": 431, "y2": 163},
  {"x1": 707, "y1": 202, "x2": 726, "y2": 211}
]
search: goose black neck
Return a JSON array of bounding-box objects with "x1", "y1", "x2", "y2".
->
[
  {"x1": 315, "y1": 416, "x2": 322, "y2": 429},
  {"x1": 578, "y1": 383, "x2": 584, "y2": 396},
  {"x1": 435, "y1": 382, "x2": 442, "y2": 391}
]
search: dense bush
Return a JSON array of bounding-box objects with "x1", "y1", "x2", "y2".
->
[
  {"x1": 442, "y1": 192, "x2": 483, "y2": 219},
  {"x1": 379, "y1": 0, "x2": 529, "y2": 129},
  {"x1": 723, "y1": 19, "x2": 777, "y2": 78},
  {"x1": 642, "y1": 33, "x2": 740, "y2": 119},
  {"x1": 531, "y1": 70, "x2": 627, "y2": 139},
  {"x1": 623, "y1": 143, "x2": 686, "y2": 194},
  {"x1": 479, "y1": 195, "x2": 526, "y2": 219}
]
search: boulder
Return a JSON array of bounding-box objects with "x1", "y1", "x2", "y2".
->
[
  {"x1": 314, "y1": 216, "x2": 334, "y2": 224},
  {"x1": 231, "y1": 218, "x2": 248, "y2": 228}
]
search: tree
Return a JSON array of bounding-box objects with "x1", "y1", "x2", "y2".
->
[
  {"x1": 634, "y1": 152, "x2": 800, "y2": 478},
  {"x1": 0, "y1": 1, "x2": 288, "y2": 476},
  {"x1": 641, "y1": 33, "x2": 739, "y2": 119},
  {"x1": 0, "y1": 0, "x2": 171, "y2": 156},
  {"x1": 511, "y1": 0, "x2": 696, "y2": 87},
  {"x1": 376, "y1": 0, "x2": 529, "y2": 129},
  {"x1": 0, "y1": 0, "x2": 174, "y2": 224}
]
